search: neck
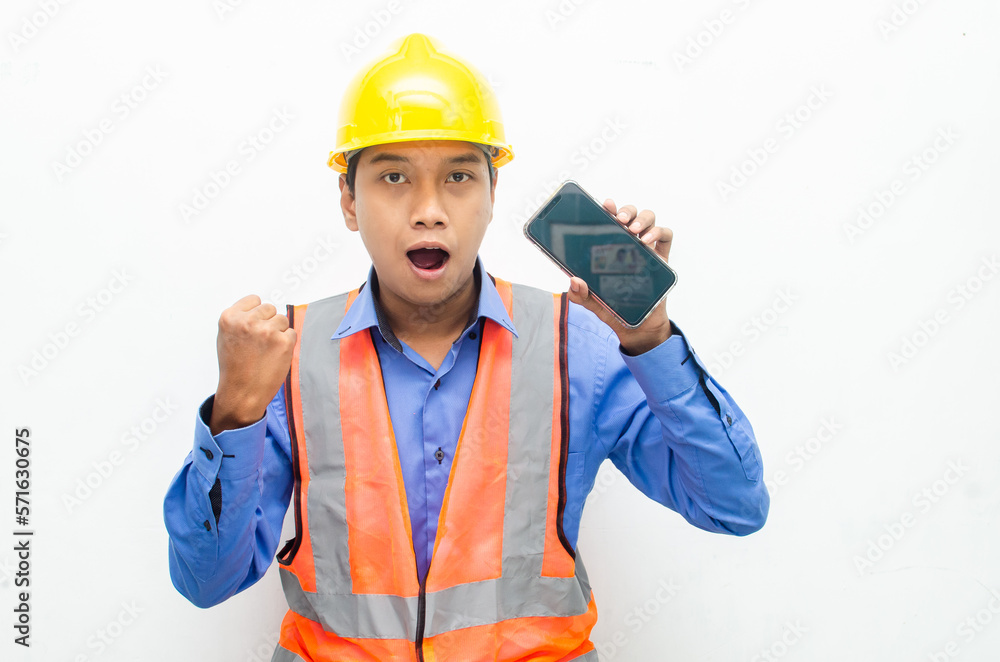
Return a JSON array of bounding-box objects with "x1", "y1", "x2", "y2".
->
[{"x1": 375, "y1": 271, "x2": 479, "y2": 344}]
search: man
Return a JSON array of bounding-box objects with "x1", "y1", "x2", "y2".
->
[{"x1": 164, "y1": 33, "x2": 768, "y2": 661}]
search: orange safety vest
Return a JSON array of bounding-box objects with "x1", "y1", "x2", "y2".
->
[{"x1": 272, "y1": 277, "x2": 598, "y2": 661}]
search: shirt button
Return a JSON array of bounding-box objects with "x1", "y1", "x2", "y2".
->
[
  {"x1": 726, "y1": 415, "x2": 733, "y2": 426},
  {"x1": 200, "y1": 447, "x2": 214, "y2": 460},
  {"x1": 434, "y1": 448, "x2": 445, "y2": 464},
  {"x1": 469, "y1": 331, "x2": 477, "y2": 340}
]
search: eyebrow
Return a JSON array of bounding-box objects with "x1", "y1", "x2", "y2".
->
[{"x1": 367, "y1": 151, "x2": 486, "y2": 167}]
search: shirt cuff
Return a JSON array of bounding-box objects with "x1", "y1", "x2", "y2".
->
[
  {"x1": 193, "y1": 394, "x2": 268, "y2": 482},
  {"x1": 619, "y1": 320, "x2": 702, "y2": 402}
]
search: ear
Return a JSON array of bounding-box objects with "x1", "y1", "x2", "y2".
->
[
  {"x1": 487, "y1": 168, "x2": 498, "y2": 223},
  {"x1": 339, "y1": 174, "x2": 358, "y2": 232}
]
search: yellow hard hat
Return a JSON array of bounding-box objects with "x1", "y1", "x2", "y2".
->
[{"x1": 328, "y1": 33, "x2": 514, "y2": 173}]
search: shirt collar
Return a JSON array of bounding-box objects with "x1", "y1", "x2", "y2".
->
[{"x1": 331, "y1": 256, "x2": 518, "y2": 347}]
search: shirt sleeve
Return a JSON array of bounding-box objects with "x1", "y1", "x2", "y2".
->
[
  {"x1": 163, "y1": 386, "x2": 294, "y2": 608},
  {"x1": 597, "y1": 320, "x2": 769, "y2": 536}
]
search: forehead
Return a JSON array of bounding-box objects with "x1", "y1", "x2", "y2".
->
[{"x1": 360, "y1": 141, "x2": 488, "y2": 168}]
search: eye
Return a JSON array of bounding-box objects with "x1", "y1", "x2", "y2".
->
[
  {"x1": 449, "y1": 172, "x2": 472, "y2": 183},
  {"x1": 382, "y1": 172, "x2": 407, "y2": 184}
]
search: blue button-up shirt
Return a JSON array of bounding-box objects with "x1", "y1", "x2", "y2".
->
[{"x1": 164, "y1": 258, "x2": 768, "y2": 608}]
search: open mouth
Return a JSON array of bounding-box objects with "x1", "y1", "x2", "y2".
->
[{"x1": 407, "y1": 247, "x2": 449, "y2": 271}]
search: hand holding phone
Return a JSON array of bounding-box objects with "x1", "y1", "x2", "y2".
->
[{"x1": 523, "y1": 181, "x2": 677, "y2": 335}]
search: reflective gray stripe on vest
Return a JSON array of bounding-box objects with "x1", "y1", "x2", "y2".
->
[
  {"x1": 295, "y1": 292, "x2": 354, "y2": 593},
  {"x1": 503, "y1": 283, "x2": 556, "y2": 579},
  {"x1": 270, "y1": 646, "x2": 306, "y2": 662},
  {"x1": 280, "y1": 561, "x2": 592, "y2": 639},
  {"x1": 280, "y1": 284, "x2": 591, "y2": 642}
]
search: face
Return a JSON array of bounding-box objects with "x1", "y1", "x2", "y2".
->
[{"x1": 340, "y1": 140, "x2": 497, "y2": 312}]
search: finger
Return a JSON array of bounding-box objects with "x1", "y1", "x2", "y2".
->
[
  {"x1": 603, "y1": 198, "x2": 618, "y2": 218},
  {"x1": 566, "y1": 277, "x2": 592, "y2": 308},
  {"x1": 640, "y1": 226, "x2": 673, "y2": 261},
  {"x1": 272, "y1": 313, "x2": 290, "y2": 332},
  {"x1": 253, "y1": 302, "x2": 278, "y2": 320},
  {"x1": 233, "y1": 294, "x2": 262, "y2": 311},
  {"x1": 637, "y1": 224, "x2": 672, "y2": 246},
  {"x1": 615, "y1": 204, "x2": 638, "y2": 228},
  {"x1": 627, "y1": 209, "x2": 656, "y2": 237}
]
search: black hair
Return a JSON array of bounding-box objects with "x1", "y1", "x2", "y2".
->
[{"x1": 343, "y1": 147, "x2": 497, "y2": 198}]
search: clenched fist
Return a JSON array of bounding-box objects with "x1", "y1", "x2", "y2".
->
[{"x1": 209, "y1": 295, "x2": 296, "y2": 436}]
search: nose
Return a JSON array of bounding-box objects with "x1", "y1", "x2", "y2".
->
[{"x1": 410, "y1": 180, "x2": 448, "y2": 229}]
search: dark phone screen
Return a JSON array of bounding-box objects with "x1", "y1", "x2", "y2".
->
[{"x1": 525, "y1": 182, "x2": 676, "y2": 327}]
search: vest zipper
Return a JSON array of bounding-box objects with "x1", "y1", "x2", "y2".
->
[
  {"x1": 414, "y1": 574, "x2": 427, "y2": 661},
  {"x1": 414, "y1": 314, "x2": 485, "y2": 659}
]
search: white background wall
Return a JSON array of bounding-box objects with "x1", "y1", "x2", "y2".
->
[{"x1": 2, "y1": 1, "x2": 999, "y2": 660}]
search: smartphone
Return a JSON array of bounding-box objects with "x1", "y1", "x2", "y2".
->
[{"x1": 523, "y1": 180, "x2": 677, "y2": 328}]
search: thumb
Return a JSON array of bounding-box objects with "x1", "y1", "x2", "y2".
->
[{"x1": 566, "y1": 277, "x2": 616, "y2": 329}]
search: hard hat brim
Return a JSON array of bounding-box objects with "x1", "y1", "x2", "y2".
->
[{"x1": 328, "y1": 135, "x2": 513, "y2": 173}]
